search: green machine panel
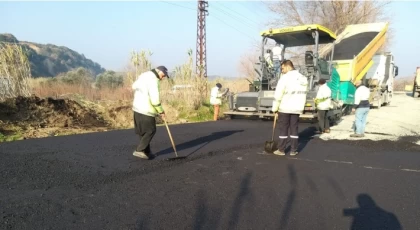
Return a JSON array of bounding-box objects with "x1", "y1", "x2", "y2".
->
[
  {"x1": 327, "y1": 68, "x2": 341, "y2": 100},
  {"x1": 339, "y1": 81, "x2": 356, "y2": 105},
  {"x1": 326, "y1": 68, "x2": 355, "y2": 105}
]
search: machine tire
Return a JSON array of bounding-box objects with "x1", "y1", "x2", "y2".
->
[{"x1": 383, "y1": 91, "x2": 389, "y2": 106}]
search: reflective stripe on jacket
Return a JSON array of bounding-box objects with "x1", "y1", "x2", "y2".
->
[
  {"x1": 132, "y1": 69, "x2": 164, "y2": 117},
  {"x1": 272, "y1": 70, "x2": 308, "y2": 114},
  {"x1": 315, "y1": 84, "x2": 332, "y2": 110}
]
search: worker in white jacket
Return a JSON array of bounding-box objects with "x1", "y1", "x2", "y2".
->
[
  {"x1": 131, "y1": 66, "x2": 169, "y2": 159},
  {"x1": 264, "y1": 49, "x2": 273, "y2": 69},
  {"x1": 210, "y1": 83, "x2": 228, "y2": 121},
  {"x1": 271, "y1": 60, "x2": 308, "y2": 156},
  {"x1": 314, "y1": 79, "x2": 332, "y2": 134},
  {"x1": 272, "y1": 43, "x2": 283, "y2": 77},
  {"x1": 351, "y1": 80, "x2": 370, "y2": 138}
]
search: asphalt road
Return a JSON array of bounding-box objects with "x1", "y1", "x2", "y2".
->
[{"x1": 1, "y1": 119, "x2": 420, "y2": 230}]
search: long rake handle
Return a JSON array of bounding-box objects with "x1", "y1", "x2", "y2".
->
[
  {"x1": 164, "y1": 118, "x2": 178, "y2": 157},
  {"x1": 271, "y1": 113, "x2": 278, "y2": 142}
]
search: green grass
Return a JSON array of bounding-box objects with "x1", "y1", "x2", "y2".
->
[
  {"x1": 178, "y1": 103, "x2": 213, "y2": 122},
  {"x1": 176, "y1": 100, "x2": 230, "y2": 122},
  {"x1": 0, "y1": 131, "x2": 23, "y2": 142}
]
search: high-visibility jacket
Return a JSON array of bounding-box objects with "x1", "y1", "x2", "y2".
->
[
  {"x1": 264, "y1": 53, "x2": 273, "y2": 68},
  {"x1": 132, "y1": 69, "x2": 164, "y2": 117},
  {"x1": 210, "y1": 86, "x2": 224, "y2": 105},
  {"x1": 272, "y1": 46, "x2": 282, "y2": 61},
  {"x1": 315, "y1": 83, "x2": 332, "y2": 110},
  {"x1": 272, "y1": 70, "x2": 308, "y2": 114}
]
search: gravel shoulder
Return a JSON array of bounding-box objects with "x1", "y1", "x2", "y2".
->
[{"x1": 320, "y1": 93, "x2": 420, "y2": 143}]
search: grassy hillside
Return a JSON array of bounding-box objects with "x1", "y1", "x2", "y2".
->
[{"x1": 0, "y1": 33, "x2": 105, "y2": 77}]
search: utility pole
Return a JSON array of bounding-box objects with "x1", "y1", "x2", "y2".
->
[{"x1": 196, "y1": 0, "x2": 208, "y2": 78}]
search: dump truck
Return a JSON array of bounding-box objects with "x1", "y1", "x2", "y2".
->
[
  {"x1": 225, "y1": 22, "x2": 389, "y2": 124},
  {"x1": 413, "y1": 67, "x2": 420, "y2": 98},
  {"x1": 364, "y1": 52, "x2": 398, "y2": 108},
  {"x1": 319, "y1": 22, "x2": 389, "y2": 114}
]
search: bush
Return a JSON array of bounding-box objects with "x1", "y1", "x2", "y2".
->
[
  {"x1": 55, "y1": 67, "x2": 94, "y2": 87},
  {"x1": 95, "y1": 71, "x2": 124, "y2": 89}
]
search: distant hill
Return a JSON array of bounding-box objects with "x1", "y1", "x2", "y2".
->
[{"x1": 0, "y1": 33, "x2": 105, "y2": 77}]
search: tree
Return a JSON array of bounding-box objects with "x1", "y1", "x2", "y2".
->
[
  {"x1": 95, "y1": 70, "x2": 124, "y2": 89},
  {"x1": 237, "y1": 49, "x2": 259, "y2": 82},
  {"x1": 56, "y1": 67, "x2": 94, "y2": 87},
  {"x1": 263, "y1": 0, "x2": 393, "y2": 60}
]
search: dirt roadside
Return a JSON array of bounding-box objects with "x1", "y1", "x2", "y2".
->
[
  {"x1": 320, "y1": 93, "x2": 420, "y2": 145},
  {"x1": 0, "y1": 94, "x2": 225, "y2": 142},
  {"x1": 0, "y1": 95, "x2": 134, "y2": 141}
]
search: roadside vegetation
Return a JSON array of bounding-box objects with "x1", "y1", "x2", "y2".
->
[
  {"x1": 0, "y1": 0, "x2": 412, "y2": 142},
  {"x1": 0, "y1": 44, "x2": 249, "y2": 142}
]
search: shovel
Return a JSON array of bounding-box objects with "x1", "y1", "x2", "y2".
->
[
  {"x1": 264, "y1": 113, "x2": 278, "y2": 153},
  {"x1": 163, "y1": 117, "x2": 187, "y2": 161}
]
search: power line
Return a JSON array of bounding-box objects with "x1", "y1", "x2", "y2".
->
[
  {"x1": 210, "y1": 3, "x2": 259, "y2": 30},
  {"x1": 216, "y1": 1, "x2": 261, "y2": 27},
  {"x1": 210, "y1": 14, "x2": 257, "y2": 43},
  {"x1": 159, "y1": 1, "x2": 195, "y2": 11},
  {"x1": 158, "y1": 1, "x2": 257, "y2": 45}
]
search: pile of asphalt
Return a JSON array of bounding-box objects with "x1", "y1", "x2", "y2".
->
[{"x1": 332, "y1": 32, "x2": 379, "y2": 60}]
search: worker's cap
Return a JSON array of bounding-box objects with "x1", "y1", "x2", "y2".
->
[
  {"x1": 216, "y1": 83, "x2": 222, "y2": 88},
  {"x1": 156, "y1": 66, "x2": 169, "y2": 78}
]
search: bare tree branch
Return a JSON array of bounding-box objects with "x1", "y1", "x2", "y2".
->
[{"x1": 261, "y1": 0, "x2": 393, "y2": 61}]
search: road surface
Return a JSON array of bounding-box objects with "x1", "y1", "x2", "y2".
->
[{"x1": 1, "y1": 119, "x2": 420, "y2": 230}]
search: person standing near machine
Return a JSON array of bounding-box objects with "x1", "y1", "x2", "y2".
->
[
  {"x1": 210, "y1": 83, "x2": 229, "y2": 121},
  {"x1": 314, "y1": 79, "x2": 332, "y2": 134},
  {"x1": 271, "y1": 60, "x2": 308, "y2": 156},
  {"x1": 351, "y1": 80, "x2": 370, "y2": 138}
]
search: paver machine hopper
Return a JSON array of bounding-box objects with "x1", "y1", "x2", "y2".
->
[{"x1": 224, "y1": 24, "x2": 341, "y2": 123}]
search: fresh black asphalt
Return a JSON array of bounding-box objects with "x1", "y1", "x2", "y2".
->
[{"x1": 1, "y1": 119, "x2": 420, "y2": 229}]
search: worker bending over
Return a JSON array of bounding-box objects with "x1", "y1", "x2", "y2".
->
[
  {"x1": 351, "y1": 80, "x2": 370, "y2": 138},
  {"x1": 271, "y1": 60, "x2": 308, "y2": 156},
  {"x1": 314, "y1": 79, "x2": 332, "y2": 134},
  {"x1": 210, "y1": 83, "x2": 229, "y2": 121},
  {"x1": 131, "y1": 66, "x2": 169, "y2": 160}
]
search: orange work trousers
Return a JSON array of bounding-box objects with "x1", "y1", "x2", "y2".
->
[{"x1": 213, "y1": 104, "x2": 220, "y2": 121}]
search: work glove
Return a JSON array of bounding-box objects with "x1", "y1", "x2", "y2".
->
[
  {"x1": 272, "y1": 100, "x2": 280, "y2": 113},
  {"x1": 159, "y1": 112, "x2": 166, "y2": 120}
]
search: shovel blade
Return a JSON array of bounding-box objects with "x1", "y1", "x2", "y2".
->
[
  {"x1": 165, "y1": 156, "x2": 187, "y2": 161},
  {"x1": 264, "y1": 140, "x2": 278, "y2": 153}
]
